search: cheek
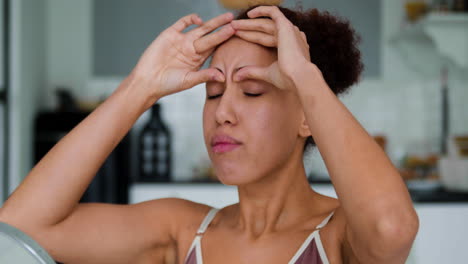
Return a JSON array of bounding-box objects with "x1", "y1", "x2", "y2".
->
[{"x1": 243, "y1": 99, "x2": 300, "y2": 152}]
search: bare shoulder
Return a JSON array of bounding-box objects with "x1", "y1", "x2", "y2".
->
[
  {"x1": 133, "y1": 197, "x2": 211, "y2": 217},
  {"x1": 131, "y1": 198, "x2": 212, "y2": 238},
  {"x1": 131, "y1": 198, "x2": 214, "y2": 262}
]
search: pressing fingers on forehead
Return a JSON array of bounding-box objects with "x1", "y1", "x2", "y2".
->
[
  {"x1": 247, "y1": 5, "x2": 287, "y2": 23},
  {"x1": 230, "y1": 19, "x2": 276, "y2": 35},
  {"x1": 234, "y1": 30, "x2": 276, "y2": 48},
  {"x1": 194, "y1": 24, "x2": 236, "y2": 54},
  {"x1": 191, "y1": 12, "x2": 234, "y2": 38}
]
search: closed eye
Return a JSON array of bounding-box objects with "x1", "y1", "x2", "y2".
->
[
  {"x1": 207, "y1": 94, "x2": 222, "y2": 100},
  {"x1": 244, "y1": 93, "x2": 262, "y2": 97},
  {"x1": 207, "y1": 93, "x2": 262, "y2": 99}
]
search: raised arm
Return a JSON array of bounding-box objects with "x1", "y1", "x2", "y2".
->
[
  {"x1": 231, "y1": 6, "x2": 418, "y2": 263},
  {"x1": 0, "y1": 13, "x2": 235, "y2": 264},
  {"x1": 292, "y1": 64, "x2": 418, "y2": 263}
]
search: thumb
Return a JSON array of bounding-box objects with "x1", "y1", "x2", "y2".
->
[
  {"x1": 234, "y1": 66, "x2": 271, "y2": 83},
  {"x1": 183, "y1": 68, "x2": 225, "y2": 89}
]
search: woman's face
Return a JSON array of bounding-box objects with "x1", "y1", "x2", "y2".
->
[{"x1": 203, "y1": 37, "x2": 307, "y2": 185}]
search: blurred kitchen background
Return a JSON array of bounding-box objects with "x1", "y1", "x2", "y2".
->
[{"x1": 0, "y1": 0, "x2": 467, "y2": 263}]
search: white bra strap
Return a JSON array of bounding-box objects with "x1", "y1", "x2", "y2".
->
[
  {"x1": 197, "y1": 208, "x2": 219, "y2": 235},
  {"x1": 316, "y1": 211, "x2": 335, "y2": 230}
]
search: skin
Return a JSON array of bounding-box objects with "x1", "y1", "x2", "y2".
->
[{"x1": 0, "y1": 6, "x2": 418, "y2": 264}]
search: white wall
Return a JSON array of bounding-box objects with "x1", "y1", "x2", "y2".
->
[
  {"x1": 9, "y1": 0, "x2": 47, "y2": 192},
  {"x1": 7, "y1": 0, "x2": 93, "y2": 192},
  {"x1": 45, "y1": 0, "x2": 92, "y2": 109}
]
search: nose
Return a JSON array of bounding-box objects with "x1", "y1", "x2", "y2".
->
[{"x1": 215, "y1": 83, "x2": 238, "y2": 126}]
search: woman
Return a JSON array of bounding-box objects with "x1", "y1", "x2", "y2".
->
[{"x1": 0, "y1": 5, "x2": 418, "y2": 264}]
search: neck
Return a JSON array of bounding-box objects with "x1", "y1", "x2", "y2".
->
[{"x1": 235, "y1": 146, "x2": 317, "y2": 239}]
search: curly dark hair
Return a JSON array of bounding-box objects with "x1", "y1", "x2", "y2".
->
[{"x1": 236, "y1": 5, "x2": 364, "y2": 151}]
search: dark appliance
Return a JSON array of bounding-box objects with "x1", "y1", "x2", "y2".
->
[{"x1": 34, "y1": 110, "x2": 130, "y2": 204}]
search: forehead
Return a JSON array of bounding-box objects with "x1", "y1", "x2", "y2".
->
[{"x1": 210, "y1": 37, "x2": 276, "y2": 69}]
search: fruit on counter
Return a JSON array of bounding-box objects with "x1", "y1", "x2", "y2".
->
[
  {"x1": 426, "y1": 154, "x2": 439, "y2": 166},
  {"x1": 399, "y1": 153, "x2": 440, "y2": 181},
  {"x1": 399, "y1": 167, "x2": 440, "y2": 181},
  {"x1": 401, "y1": 154, "x2": 439, "y2": 169}
]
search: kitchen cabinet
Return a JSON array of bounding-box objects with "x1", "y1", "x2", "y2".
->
[
  {"x1": 422, "y1": 13, "x2": 468, "y2": 69},
  {"x1": 391, "y1": 12, "x2": 468, "y2": 76},
  {"x1": 130, "y1": 183, "x2": 468, "y2": 264}
]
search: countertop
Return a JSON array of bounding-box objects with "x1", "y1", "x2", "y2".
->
[
  {"x1": 132, "y1": 179, "x2": 468, "y2": 203},
  {"x1": 408, "y1": 187, "x2": 468, "y2": 203}
]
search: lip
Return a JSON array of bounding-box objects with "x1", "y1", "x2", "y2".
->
[{"x1": 211, "y1": 134, "x2": 242, "y2": 154}]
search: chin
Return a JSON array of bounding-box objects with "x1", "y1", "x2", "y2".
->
[
  {"x1": 209, "y1": 151, "x2": 266, "y2": 186},
  {"x1": 215, "y1": 168, "x2": 244, "y2": 186},
  {"x1": 217, "y1": 176, "x2": 249, "y2": 186},
  {"x1": 214, "y1": 166, "x2": 256, "y2": 186}
]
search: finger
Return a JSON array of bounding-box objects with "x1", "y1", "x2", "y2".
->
[
  {"x1": 296, "y1": 29, "x2": 307, "y2": 46},
  {"x1": 230, "y1": 19, "x2": 276, "y2": 35},
  {"x1": 191, "y1": 12, "x2": 234, "y2": 37},
  {"x1": 247, "y1": 6, "x2": 289, "y2": 24},
  {"x1": 171, "y1": 14, "x2": 203, "y2": 32},
  {"x1": 184, "y1": 68, "x2": 225, "y2": 88},
  {"x1": 296, "y1": 30, "x2": 311, "y2": 61},
  {"x1": 235, "y1": 30, "x2": 276, "y2": 47},
  {"x1": 200, "y1": 47, "x2": 216, "y2": 60},
  {"x1": 246, "y1": 6, "x2": 296, "y2": 42},
  {"x1": 300, "y1": 31, "x2": 307, "y2": 42},
  {"x1": 194, "y1": 24, "x2": 235, "y2": 54},
  {"x1": 234, "y1": 66, "x2": 270, "y2": 83}
]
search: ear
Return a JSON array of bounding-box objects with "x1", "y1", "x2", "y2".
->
[{"x1": 298, "y1": 112, "x2": 312, "y2": 138}]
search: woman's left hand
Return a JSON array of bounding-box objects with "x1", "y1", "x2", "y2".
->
[{"x1": 230, "y1": 6, "x2": 316, "y2": 92}]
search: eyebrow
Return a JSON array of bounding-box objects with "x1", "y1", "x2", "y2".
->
[{"x1": 214, "y1": 66, "x2": 247, "y2": 75}]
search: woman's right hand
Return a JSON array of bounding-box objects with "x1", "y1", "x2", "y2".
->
[{"x1": 130, "y1": 12, "x2": 235, "y2": 107}]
